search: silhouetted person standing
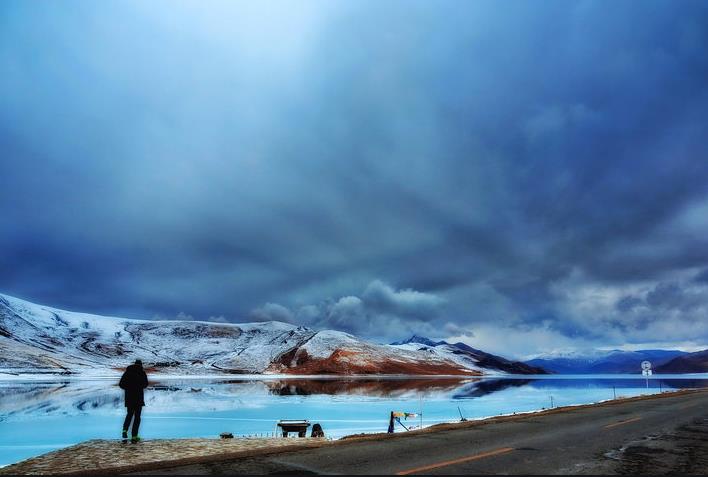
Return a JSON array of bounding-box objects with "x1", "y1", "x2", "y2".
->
[{"x1": 119, "y1": 359, "x2": 148, "y2": 442}]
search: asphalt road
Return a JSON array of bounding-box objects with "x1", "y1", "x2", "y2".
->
[{"x1": 132, "y1": 389, "x2": 708, "y2": 475}]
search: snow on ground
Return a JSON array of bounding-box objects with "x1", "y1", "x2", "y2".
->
[
  {"x1": 1, "y1": 292, "x2": 315, "y2": 374},
  {"x1": 389, "y1": 342, "x2": 488, "y2": 374},
  {"x1": 299, "y1": 331, "x2": 360, "y2": 360}
]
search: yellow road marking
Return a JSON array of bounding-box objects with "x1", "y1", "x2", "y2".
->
[
  {"x1": 395, "y1": 447, "x2": 514, "y2": 475},
  {"x1": 604, "y1": 417, "x2": 641, "y2": 429}
]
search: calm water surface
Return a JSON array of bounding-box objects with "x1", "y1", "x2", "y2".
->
[{"x1": 1, "y1": 375, "x2": 707, "y2": 466}]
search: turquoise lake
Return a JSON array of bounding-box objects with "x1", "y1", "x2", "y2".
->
[{"x1": 1, "y1": 375, "x2": 707, "y2": 467}]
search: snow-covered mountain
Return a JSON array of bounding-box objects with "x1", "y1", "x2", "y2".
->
[
  {"x1": 390, "y1": 336, "x2": 547, "y2": 375},
  {"x1": 0, "y1": 293, "x2": 533, "y2": 377},
  {"x1": 390, "y1": 335, "x2": 445, "y2": 347},
  {"x1": 524, "y1": 349, "x2": 689, "y2": 374}
]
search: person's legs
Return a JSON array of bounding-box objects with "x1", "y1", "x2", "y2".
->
[
  {"x1": 131, "y1": 406, "x2": 142, "y2": 437},
  {"x1": 122, "y1": 408, "x2": 134, "y2": 438}
]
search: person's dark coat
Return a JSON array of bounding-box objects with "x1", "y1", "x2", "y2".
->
[{"x1": 119, "y1": 363, "x2": 148, "y2": 408}]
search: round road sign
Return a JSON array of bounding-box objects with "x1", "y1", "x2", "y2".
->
[{"x1": 641, "y1": 360, "x2": 652, "y2": 370}]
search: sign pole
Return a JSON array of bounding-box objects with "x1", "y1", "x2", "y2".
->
[
  {"x1": 419, "y1": 393, "x2": 423, "y2": 430},
  {"x1": 641, "y1": 361, "x2": 652, "y2": 393}
]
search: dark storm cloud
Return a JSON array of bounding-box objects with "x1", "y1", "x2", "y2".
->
[
  {"x1": 617, "y1": 280, "x2": 708, "y2": 315},
  {"x1": 249, "y1": 280, "x2": 450, "y2": 341},
  {"x1": 602, "y1": 278, "x2": 708, "y2": 348},
  {"x1": 1, "y1": 0, "x2": 708, "y2": 353}
]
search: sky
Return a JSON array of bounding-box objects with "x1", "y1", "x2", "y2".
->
[{"x1": 1, "y1": 0, "x2": 708, "y2": 359}]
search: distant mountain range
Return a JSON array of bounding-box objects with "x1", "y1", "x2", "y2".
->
[
  {"x1": 0, "y1": 293, "x2": 538, "y2": 377},
  {"x1": 524, "y1": 349, "x2": 690, "y2": 374},
  {"x1": 655, "y1": 350, "x2": 708, "y2": 373},
  {"x1": 391, "y1": 335, "x2": 546, "y2": 375}
]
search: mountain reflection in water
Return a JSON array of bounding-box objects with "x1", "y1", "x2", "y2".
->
[
  {"x1": 2, "y1": 375, "x2": 706, "y2": 418},
  {"x1": 264, "y1": 378, "x2": 474, "y2": 396}
]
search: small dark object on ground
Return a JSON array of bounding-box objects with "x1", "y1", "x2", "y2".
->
[
  {"x1": 311, "y1": 423, "x2": 324, "y2": 438},
  {"x1": 220, "y1": 432, "x2": 233, "y2": 439}
]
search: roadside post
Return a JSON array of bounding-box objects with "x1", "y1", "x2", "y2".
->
[
  {"x1": 388, "y1": 411, "x2": 421, "y2": 433},
  {"x1": 641, "y1": 360, "x2": 652, "y2": 390},
  {"x1": 419, "y1": 393, "x2": 423, "y2": 430}
]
